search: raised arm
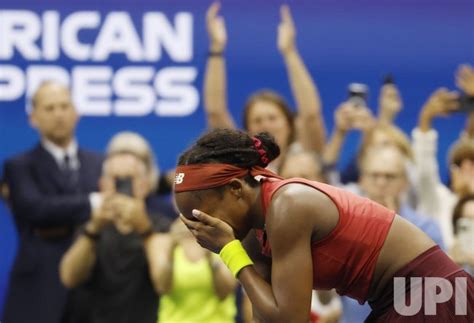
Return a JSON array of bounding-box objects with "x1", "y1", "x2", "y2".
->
[
  {"x1": 377, "y1": 83, "x2": 402, "y2": 125},
  {"x1": 323, "y1": 103, "x2": 375, "y2": 167},
  {"x1": 413, "y1": 88, "x2": 459, "y2": 195},
  {"x1": 203, "y1": 2, "x2": 236, "y2": 129},
  {"x1": 322, "y1": 103, "x2": 353, "y2": 167},
  {"x1": 412, "y1": 88, "x2": 459, "y2": 245},
  {"x1": 417, "y1": 88, "x2": 459, "y2": 133},
  {"x1": 278, "y1": 5, "x2": 326, "y2": 153}
]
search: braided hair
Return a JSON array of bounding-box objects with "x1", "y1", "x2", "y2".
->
[{"x1": 178, "y1": 129, "x2": 280, "y2": 169}]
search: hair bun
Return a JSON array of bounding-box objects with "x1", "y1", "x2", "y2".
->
[{"x1": 253, "y1": 132, "x2": 280, "y2": 167}]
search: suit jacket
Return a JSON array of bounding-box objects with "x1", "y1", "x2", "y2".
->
[{"x1": 2, "y1": 143, "x2": 103, "y2": 323}]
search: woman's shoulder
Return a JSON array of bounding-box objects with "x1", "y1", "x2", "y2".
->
[
  {"x1": 269, "y1": 181, "x2": 336, "y2": 211},
  {"x1": 267, "y1": 183, "x2": 339, "y2": 232}
]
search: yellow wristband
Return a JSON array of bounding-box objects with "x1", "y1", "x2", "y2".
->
[{"x1": 219, "y1": 240, "x2": 254, "y2": 278}]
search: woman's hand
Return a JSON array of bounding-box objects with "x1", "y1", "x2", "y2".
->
[
  {"x1": 333, "y1": 102, "x2": 353, "y2": 134},
  {"x1": 350, "y1": 105, "x2": 376, "y2": 133},
  {"x1": 180, "y1": 209, "x2": 236, "y2": 253},
  {"x1": 206, "y1": 2, "x2": 227, "y2": 53},
  {"x1": 418, "y1": 88, "x2": 459, "y2": 132},
  {"x1": 277, "y1": 5, "x2": 296, "y2": 56},
  {"x1": 86, "y1": 194, "x2": 115, "y2": 233},
  {"x1": 456, "y1": 64, "x2": 474, "y2": 96},
  {"x1": 378, "y1": 83, "x2": 402, "y2": 124},
  {"x1": 110, "y1": 195, "x2": 152, "y2": 234}
]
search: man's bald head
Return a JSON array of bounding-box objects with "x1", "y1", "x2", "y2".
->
[
  {"x1": 29, "y1": 81, "x2": 78, "y2": 148},
  {"x1": 31, "y1": 81, "x2": 71, "y2": 109}
]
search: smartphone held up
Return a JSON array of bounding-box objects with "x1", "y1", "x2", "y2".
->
[{"x1": 115, "y1": 177, "x2": 134, "y2": 197}]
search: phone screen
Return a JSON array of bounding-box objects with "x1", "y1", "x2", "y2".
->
[{"x1": 115, "y1": 177, "x2": 133, "y2": 197}]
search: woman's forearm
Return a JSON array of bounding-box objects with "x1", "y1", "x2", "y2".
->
[
  {"x1": 203, "y1": 55, "x2": 235, "y2": 129},
  {"x1": 209, "y1": 258, "x2": 237, "y2": 300},
  {"x1": 145, "y1": 234, "x2": 174, "y2": 294},
  {"x1": 322, "y1": 129, "x2": 347, "y2": 166},
  {"x1": 283, "y1": 49, "x2": 325, "y2": 152},
  {"x1": 238, "y1": 266, "x2": 283, "y2": 322},
  {"x1": 59, "y1": 235, "x2": 97, "y2": 288}
]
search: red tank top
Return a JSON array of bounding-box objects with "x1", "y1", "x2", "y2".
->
[{"x1": 256, "y1": 178, "x2": 395, "y2": 304}]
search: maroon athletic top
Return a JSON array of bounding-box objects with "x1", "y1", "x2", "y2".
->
[{"x1": 255, "y1": 178, "x2": 395, "y2": 304}]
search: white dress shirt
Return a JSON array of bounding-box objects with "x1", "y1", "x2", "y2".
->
[{"x1": 42, "y1": 138, "x2": 80, "y2": 171}]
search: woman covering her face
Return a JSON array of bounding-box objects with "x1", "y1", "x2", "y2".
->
[{"x1": 174, "y1": 128, "x2": 473, "y2": 322}]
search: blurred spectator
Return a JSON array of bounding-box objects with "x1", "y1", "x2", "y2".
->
[
  {"x1": 357, "y1": 145, "x2": 444, "y2": 247},
  {"x1": 204, "y1": 2, "x2": 326, "y2": 172},
  {"x1": 280, "y1": 151, "x2": 327, "y2": 183},
  {"x1": 412, "y1": 79, "x2": 474, "y2": 248},
  {"x1": 106, "y1": 132, "x2": 177, "y2": 219},
  {"x1": 340, "y1": 145, "x2": 445, "y2": 323},
  {"x1": 154, "y1": 219, "x2": 237, "y2": 322},
  {"x1": 322, "y1": 101, "x2": 375, "y2": 168},
  {"x1": 334, "y1": 84, "x2": 403, "y2": 184},
  {"x1": 60, "y1": 132, "x2": 171, "y2": 323},
  {"x1": 450, "y1": 194, "x2": 474, "y2": 275},
  {"x1": 377, "y1": 82, "x2": 403, "y2": 125},
  {"x1": 322, "y1": 100, "x2": 391, "y2": 185},
  {"x1": 1, "y1": 81, "x2": 103, "y2": 323}
]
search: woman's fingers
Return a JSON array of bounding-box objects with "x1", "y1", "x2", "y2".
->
[
  {"x1": 180, "y1": 214, "x2": 199, "y2": 230},
  {"x1": 280, "y1": 4, "x2": 294, "y2": 28},
  {"x1": 206, "y1": 2, "x2": 220, "y2": 23},
  {"x1": 179, "y1": 211, "x2": 234, "y2": 253},
  {"x1": 192, "y1": 209, "x2": 219, "y2": 226}
]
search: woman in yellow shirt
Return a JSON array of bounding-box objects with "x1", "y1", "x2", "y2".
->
[{"x1": 154, "y1": 219, "x2": 237, "y2": 322}]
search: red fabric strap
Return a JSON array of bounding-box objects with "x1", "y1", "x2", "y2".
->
[{"x1": 174, "y1": 164, "x2": 282, "y2": 193}]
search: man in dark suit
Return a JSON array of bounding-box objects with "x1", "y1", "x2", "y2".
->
[{"x1": 2, "y1": 81, "x2": 103, "y2": 323}]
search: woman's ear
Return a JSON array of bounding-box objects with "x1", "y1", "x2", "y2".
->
[{"x1": 228, "y1": 178, "x2": 244, "y2": 198}]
